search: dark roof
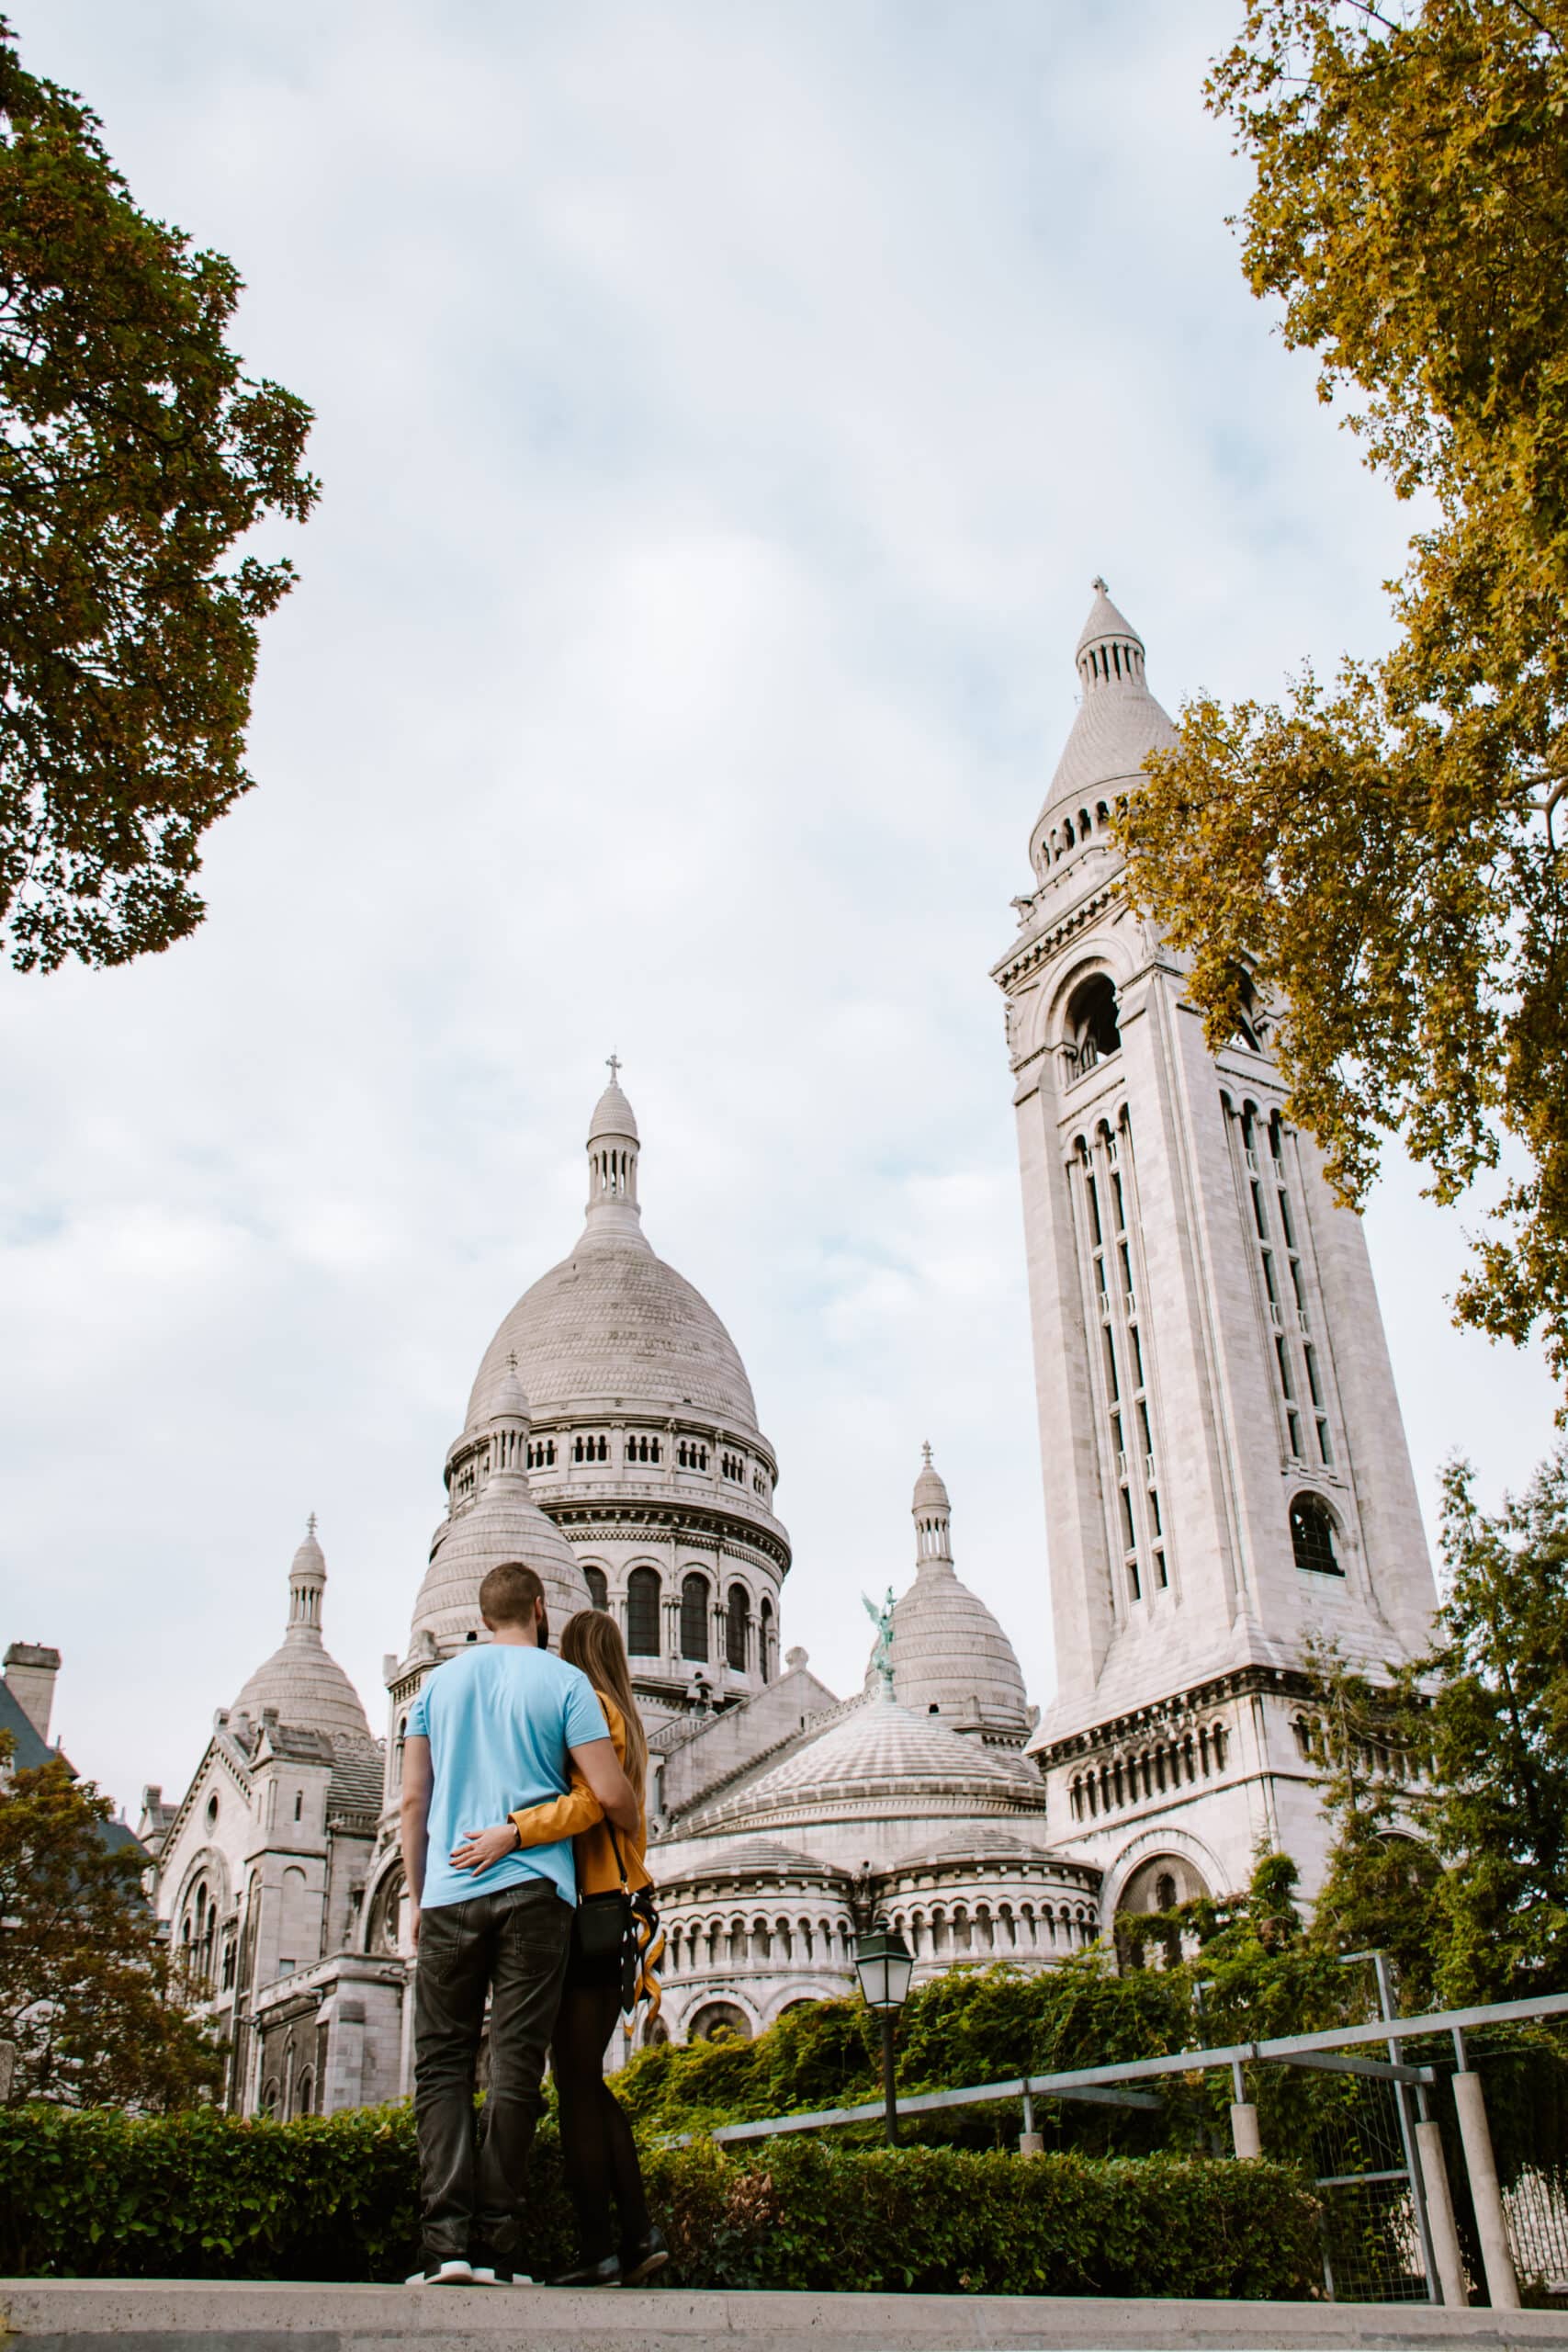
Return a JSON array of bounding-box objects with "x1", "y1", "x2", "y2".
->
[
  {"x1": 329, "y1": 1744, "x2": 386, "y2": 1817},
  {"x1": 0, "y1": 1677, "x2": 55, "y2": 1770},
  {"x1": 0, "y1": 1679, "x2": 149, "y2": 1862}
]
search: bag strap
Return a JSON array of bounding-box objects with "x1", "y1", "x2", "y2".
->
[{"x1": 604, "y1": 1816, "x2": 630, "y2": 1893}]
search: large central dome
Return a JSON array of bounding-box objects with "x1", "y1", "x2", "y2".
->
[
  {"x1": 468, "y1": 1071, "x2": 759, "y2": 1433},
  {"x1": 469, "y1": 1241, "x2": 758, "y2": 1432}
]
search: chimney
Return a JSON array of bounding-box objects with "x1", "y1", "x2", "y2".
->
[{"x1": 4, "y1": 1643, "x2": 62, "y2": 1745}]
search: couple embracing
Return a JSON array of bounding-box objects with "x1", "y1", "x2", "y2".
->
[{"x1": 398, "y1": 1560, "x2": 667, "y2": 2290}]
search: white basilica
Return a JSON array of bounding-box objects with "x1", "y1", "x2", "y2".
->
[{"x1": 140, "y1": 584, "x2": 1438, "y2": 2118}]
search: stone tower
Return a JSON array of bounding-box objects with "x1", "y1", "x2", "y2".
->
[{"x1": 990, "y1": 582, "x2": 1438, "y2": 1920}]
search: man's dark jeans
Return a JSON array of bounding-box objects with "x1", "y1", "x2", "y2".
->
[{"x1": 412, "y1": 1880, "x2": 571, "y2": 2263}]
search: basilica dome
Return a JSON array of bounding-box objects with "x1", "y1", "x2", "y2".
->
[
  {"x1": 887, "y1": 1449, "x2": 1032, "y2": 1739},
  {"x1": 411, "y1": 1365, "x2": 589, "y2": 1652},
  {"x1": 467, "y1": 1074, "x2": 759, "y2": 1435},
  {"x1": 231, "y1": 1522, "x2": 374, "y2": 1747},
  {"x1": 683, "y1": 1690, "x2": 1044, "y2": 1871}
]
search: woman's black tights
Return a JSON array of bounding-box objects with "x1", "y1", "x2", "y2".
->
[{"x1": 551, "y1": 1981, "x2": 649, "y2": 2263}]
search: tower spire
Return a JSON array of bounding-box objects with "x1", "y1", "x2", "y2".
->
[
  {"x1": 911, "y1": 1443, "x2": 953, "y2": 1570},
  {"x1": 287, "y1": 1516, "x2": 327, "y2": 1639},
  {"x1": 582, "y1": 1059, "x2": 647, "y2": 1245}
]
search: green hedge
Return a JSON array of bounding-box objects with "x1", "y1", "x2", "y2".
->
[{"x1": 0, "y1": 2101, "x2": 1319, "y2": 2297}]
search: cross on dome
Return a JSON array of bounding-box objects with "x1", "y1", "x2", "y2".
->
[
  {"x1": 606, "y1": 1052, "x2": 622, "y2": 1084},
  {"x1": 306, "y1": 1510, "x2": 318, "y2": 1537}
]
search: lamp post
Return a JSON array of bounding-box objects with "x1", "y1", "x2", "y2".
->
[{"x1": 854, "y1": 1920, "x2": 914, "y2": 2146}]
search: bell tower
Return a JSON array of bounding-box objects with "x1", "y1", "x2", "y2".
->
[{"x1": 992, "y1": 582, "x2": 1437, "y2": 1916}]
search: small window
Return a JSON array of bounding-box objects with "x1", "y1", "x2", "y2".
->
[
  {"x1": 1290, "y1": 1492, "x2": 1343, "y2": 1577},
  {"x1": 294, "y1": 1791, "x2": 303, "y2": 1822},
  {"x1": 205, "y1": 1793, "x2": 219, "y2": 1830},
  {"x1": 626, "y1": 1566, "x2": 661, "y2": 1654},
  {"x1": 726, "y1": 1582, "x2": 750, "y2": 1672},
  {"x1": 680, "y1": 1571, "x2": 710, "y2": 1661},
  {"x1": 584, "y1": 1565, "x2": 609, "y2": 1612}
]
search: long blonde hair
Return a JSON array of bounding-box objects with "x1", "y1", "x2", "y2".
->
[{"x1": 560, "y1": 1609, "x2": 649, "y2": 1799}]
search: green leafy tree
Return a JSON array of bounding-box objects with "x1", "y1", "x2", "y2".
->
[
  {"x1": 0, "y1": 15, "x2": 318, "y2": 972},
  {"x1": 1413, "y1": 1449, "x2": 1568, "y2": 2001},
  {"x1": 1297, "y1": 1644, "x2": 1441, "y2": 2005},
  {"x1": 0, "y1": 1733, "x2": 222, "y2": 2109},
  {"x1": 1119, "y1": 0, "x2": 1568, "y2": 1393}
]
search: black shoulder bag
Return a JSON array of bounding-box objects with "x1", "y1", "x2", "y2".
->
[
  {"x1": 575, "y1": 1821, "x2": 634, "y2": 1963},
  {"x1": 576, "y1": 1825, "x2": 660, "y2": 2014}
]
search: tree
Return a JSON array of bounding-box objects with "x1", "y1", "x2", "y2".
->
[
  {"x1": 0, "y1": 16, "x2": 318, "y2": 972},
  {"x1": 1119, "y1": 0, "x2": 1568, "y2": 1395},
  {"x1": 1296, "y1": 1644, "x2": 1441, "y2": 2005},
  {"x1": 1296, "y1": 1453, "x2": 1568, "y2": 2004},
  {"x1": 1412, "y1": 1449, "x2": 1568, "y2": 2002},
  {"x1": 0, "y1": 1735, "x2": 222, "y2": 2109}
]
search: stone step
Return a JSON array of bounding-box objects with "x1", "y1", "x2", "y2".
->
[{"x1": 4, "y1": 2282, "x2": 1568, "y2": 2352}]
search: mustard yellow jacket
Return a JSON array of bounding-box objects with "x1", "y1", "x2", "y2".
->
[{"x1": 509, "y1": 1690, "x2": 651, "y2": 1897}]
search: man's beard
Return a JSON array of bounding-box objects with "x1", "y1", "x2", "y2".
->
[{"x1": 537, "y1": 1607, "x2": 550, "y2": 1652}]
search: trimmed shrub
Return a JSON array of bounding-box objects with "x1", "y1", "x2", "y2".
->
[{"x1": 0, "y1": 2100, "x2": 1320, "y2": 2298}]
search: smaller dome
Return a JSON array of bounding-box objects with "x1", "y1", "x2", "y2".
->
[
  {"x1": 588, "y1": 1069, "x2": 638, "y2": 1144},
  {"x1": 912, "y1": 1440, "x2": 949, "y2": 1515},
  {"x1": 232, "y1": 1523, "x2": 373, "y2": 1748},
  {"x1": 894, "y1": 1823, "x2": 1054, "y2": 1871},
  {"x1": 1030, "y1": 580, "x2": 1177, "y2": 856},
  {"x1": 721, "y1": 1695, "x2": 1025, "y2": 1815},
  {"x1": 412, "y1": 1396, "x2": 587, "y2": 1653},
  {"x1": 490, "y1": 1353, "x2": 532, "y2": 1424},
  {"x1": 291, "y1": 1523, "x2": 326, "y2": 1582},
  {"x1": 884, "y1": 1451, "x2": 1032, "y2": 1736},
  {"x1": 651, "y1": 1833, "x2": 845, "y2": 1883},
  {"x1": 1076, "y1": 579, "x2": 1144, "y2": 659}
]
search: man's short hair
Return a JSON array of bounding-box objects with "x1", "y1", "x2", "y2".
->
[{"x1": 479, "y1": 1562, "x2": 546, "y2": 1628}]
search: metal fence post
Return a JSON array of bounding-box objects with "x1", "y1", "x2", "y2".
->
[
  {"x1": 1415, "y1": 2090, "x2": 1469, "y2": 2308},
  {"x1": 1451, "y1": 2031, "x2": 1519, "y2": 2310},
  {"x1": 1018, "y1": 2085, "x2": 1043, "y2": 2157},
  {"x1": 1229, "y1": 2056, "x2": 1261, "y2": 2158}
]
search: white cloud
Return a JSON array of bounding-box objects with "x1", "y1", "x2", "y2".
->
[{"x1": 1, "y1": 0, "x2": 1558, "y2": 1809}]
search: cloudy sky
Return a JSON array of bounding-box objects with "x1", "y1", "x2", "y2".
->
[{"x1": 4, "y1": 1, "x2": 1560, "y2": 1815}]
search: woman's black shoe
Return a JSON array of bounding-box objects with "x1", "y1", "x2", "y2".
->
[
  {"x1": 619, "y1": 2226, "x2": 669, "y2": 2287},
  {"x1": 551, "y1": 2253, "x2": 622, "y2": 2288}
]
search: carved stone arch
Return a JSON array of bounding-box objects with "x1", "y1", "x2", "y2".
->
[
  {"x1": 1043, "y1": 948, "x2": 1133, "y2": 1055},
  {"x1": 361, "y1": 1849, "x2": 408, "y2": 1957},
  {"x1": 1099, "y1": 1825, "x2": 1224, "y2": 1940},
  {"x1": 172, "y1": 1843, "x2": 232, "y2": 1928}
]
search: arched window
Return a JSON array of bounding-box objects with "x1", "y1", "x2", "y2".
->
[
  {"x1": 1155, "y1": 1871, "x2": 1178, "y2": 1912},
  {"x1": 1290, "y1": 1491, "x2": 1343, "y2": 1576},
  {"x1": 626, "y1": 1566, "x2": 661, "y2": 1655},
  {"x1": 1066, "y1": 973, "x2": 1121, "y2": 1075},
  {"x1": 726, "y1": 1582, "x2": 750, "y2": 1672},
  {"x1": 583, "y1": 1565, "x2": 609, "y2": 1611},
  {"x1": 687, "y1": 2001, "x2": 750, "y2": 2044},
  {"x1": 680, "y1": 1572, "x2": 710, "y2": 1661},
  {"x1": 294, "y1": 2067, "x2": 314, "y2": 2117},
  {"x1": 759, "y1": 1597, "x2": 774, "y2": 1681}
]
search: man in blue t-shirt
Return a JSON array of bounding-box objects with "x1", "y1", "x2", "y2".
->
[{"x1": 399, "y1": 1559, "x2": 636, "y2": 2288}]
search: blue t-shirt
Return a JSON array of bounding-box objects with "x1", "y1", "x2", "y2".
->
[{"x1": 407, "y1": 1643, "x2": 608, "y2": 1913}]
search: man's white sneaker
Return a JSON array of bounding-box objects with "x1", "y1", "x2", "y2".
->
[
  {"x1": 469, "y1": 2265, "x2": 534, "y2": 2287},
  {"x1": 406, "y1": 2258, "x2": 473, "y2": 2286}
]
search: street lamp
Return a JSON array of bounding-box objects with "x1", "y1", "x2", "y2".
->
[{"x1": 855, "y1": 1920, "x2": 914, "y2": 2146}]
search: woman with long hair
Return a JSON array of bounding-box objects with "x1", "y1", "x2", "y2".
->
[{"x1": 451, "y1": 1607, "x2": 666, "y2": 2289}]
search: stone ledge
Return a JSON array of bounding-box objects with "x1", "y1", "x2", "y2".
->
[{"x1": 4, "y1": 2281, "x2": 1568, "y2": 2352}]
